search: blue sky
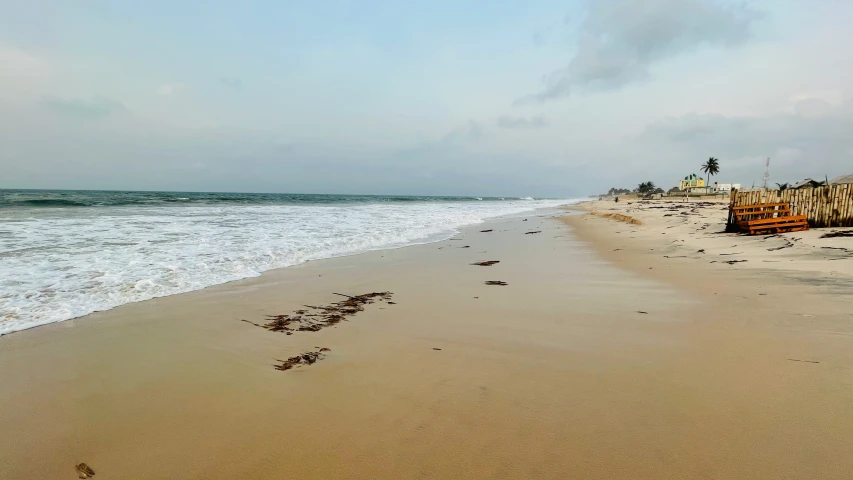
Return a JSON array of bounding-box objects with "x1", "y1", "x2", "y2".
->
[{"x1": 2, "y1": 0, "x2": 852, "y2": 196}]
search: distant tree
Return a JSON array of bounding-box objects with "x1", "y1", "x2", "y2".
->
[
  {"x1": 637, "y1": 181, "x2": 656, "y2": 194},
  {"x1": 776, "y1": 182, "x2": 789, "y2": 191},
  {"x1": 701, "y1": 157, "x2": 720, "y2": 186},
  {"x1": 667, "y1": 186, "x2": 681, "y2": 194},
  {"x1": 605, "y1": 187, "x2": 631, "y2": 196}
]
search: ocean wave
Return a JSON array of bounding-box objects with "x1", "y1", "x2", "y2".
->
[
  {"x1": 0, "y1": 190, "x2": 548, "y2": 209},
  {"x1": 12, "y1": 199, "x2": 89, "y2": 207},
  {"x1": 0, "y1": 198, "x2": 578, "y2": 335}
]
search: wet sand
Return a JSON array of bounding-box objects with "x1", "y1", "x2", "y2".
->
[{"x1": 2, "y1": 211, "x2": 853, "y2": 479}]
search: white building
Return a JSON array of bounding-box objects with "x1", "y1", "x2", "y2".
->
[{"x1": 712, "y1": 182, "x2": 741, "y2": 193}]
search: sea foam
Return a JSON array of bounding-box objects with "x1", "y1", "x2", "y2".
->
[{"x1": 0, "y1": 198, "x2": 574, "y2": 335}]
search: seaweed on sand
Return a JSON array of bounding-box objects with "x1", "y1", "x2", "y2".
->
[
  {"x1": 274, "y1": 348, "x2": 331, "y2": 371},
  {"x1": 242, "y1": 292, "x2": 393, "y2": 334},
  {"x1": 471, "y1": 260, "x2": 500, "y2": 266}
]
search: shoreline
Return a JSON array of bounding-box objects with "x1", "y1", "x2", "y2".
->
[
  {"x1": 3, "y1": 207, "x2": 853, "y2": 479},
  {"x1": 0, "y1": 203, "x2": 577, "y2": 337}
]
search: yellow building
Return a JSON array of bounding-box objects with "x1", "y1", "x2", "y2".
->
[{"x1": 679, "y1": 173, "x2": 705, "y2": 191}]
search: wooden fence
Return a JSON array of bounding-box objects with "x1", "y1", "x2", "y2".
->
[{"x1": 727, "y1": 184, "x2": 853, "y2": 230}]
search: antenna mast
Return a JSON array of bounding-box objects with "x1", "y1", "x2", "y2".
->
[{"x1": 762, "y1": 157, "x2": 771, "y2": 189}]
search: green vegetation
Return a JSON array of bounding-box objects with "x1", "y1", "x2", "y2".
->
[
  {"x1": 605, "y1": 187, "x2": 632, "y2": 196},
  {"x1": 701, "y1": 157, "x2": 720, "y2": 186},
  {"x1": 637, "y1": 181, "x2": 657, "y2": 194}
]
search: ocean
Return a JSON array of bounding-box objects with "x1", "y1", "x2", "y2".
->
[{"x1": 0, "y1": 189, "x2": 575, "y2": 335}]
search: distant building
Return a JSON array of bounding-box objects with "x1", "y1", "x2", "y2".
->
[
  {"x1": 830, "y1": 174, "x2": 853, "y2": 185},
  {"x1": 712, "y1": 182, "x2": 741, "y2": 193},
  {"x1": 679, "y1": 174, "x2": 705, "y2": 191},
  {"x1": 792, "y1": 178, "x2": 818, "y2": 189}
]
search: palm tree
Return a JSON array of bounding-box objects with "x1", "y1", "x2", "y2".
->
[{"x1": 700, "y1": 157, "x2": 720, "y2": 187}]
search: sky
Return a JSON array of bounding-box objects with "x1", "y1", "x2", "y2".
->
[{"x1": 1, "y1": 0, "x2": 852, "y2": 197}]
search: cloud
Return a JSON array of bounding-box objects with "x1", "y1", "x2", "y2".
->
[
  {"x1": 497, "y1": 115, "x2": 549, "y2": 128},
  {"x1": 525, "y1": 0, "x2": 758, "y2": 102},
  {"x1": 40, "y1": 95, "x2": 127, "y2": 119},
  {"x1": 158, "y1": 83, "x2": 185, "y2": 96},
  {"x1": 792, "y1": 98, "x2": 834, "y2": 117},
  {"x1": 642, "y1": 99, "x2": 853, "y2": 181},
  {"x1": 440, "y1": 121, "x2": 485, "y2": 144},
  {"x1": 0, "y1": 45, "x2": 50, "y2": 80},
  {"x1": 0, "y1": 45, "x2": 52, "y2": 100},
  {"x1": 220, "y1": 76, "x2": 243, "y2": 89}
]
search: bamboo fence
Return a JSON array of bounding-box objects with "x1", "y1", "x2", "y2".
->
[{"x1": 727, "y1": 184, "x2": 853, "y2": 230}]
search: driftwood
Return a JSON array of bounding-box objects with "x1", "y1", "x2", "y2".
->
[{"x1": 484, "y1": 281, "x2": 508, "y2": 286}]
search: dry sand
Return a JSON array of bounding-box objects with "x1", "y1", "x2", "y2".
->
[
  {"x1": 573, "y1": 197, "x2": 853, "y2": 283},
  {"x1": 2, "y1": 208, "x2": 853, "y2": 479}
]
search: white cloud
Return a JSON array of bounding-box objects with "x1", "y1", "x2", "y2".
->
[
  {"x1": 790, "y1": 97, "x2": 835, "y2": 117},
  {"x1": 0, "y1": 45, "x2": 49, "y2": 79},
  {"x1": 497, "y1": 115, "x2": 549, "y2": 128},
  {"x1": 0, "y1": 45, "x2": 51, "y2": 100},
  {"x1": 158, "y1": 83, "x2": 185, "y2": 96}
]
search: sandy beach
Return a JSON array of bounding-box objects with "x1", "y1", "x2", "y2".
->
[
  {"x1": 569, "y1": 197, "x2": 853, "y2": 284},
  {"x1": 3, "y1": 207, "x2": 853, "y2": 479}
]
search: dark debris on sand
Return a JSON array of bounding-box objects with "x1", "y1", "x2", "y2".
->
[
  {"x1": 484, "y1": 280, "x2": 508, "y2": 286},
  {"x1": 243, "y1": 292, "x2": 393, "y2": 334},
  {"x1": 480, "y1": 229, "x2": 493, "y2": 233},
  {"x1": 274, "y1": 347, "x2": 331, "y2": 371},
  {"x1": 524, "y1": 231, "x2": 542, "y2": 235},
  {"x1": 471, "y1": 260, "x2": 500, "y2": 266},
  {"x1": 821, "y1": 230, "x2": 853, "y2": 238},
  {"x1": 76, "y1": 463, "x2": 95, "y2": 479}
]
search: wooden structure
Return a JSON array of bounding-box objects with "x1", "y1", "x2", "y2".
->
[
  {"x1": 728, "y1": 184, "x2": 853, "y2": 231},
  {"x1": 731, "y1": 203, "x2": 808, "y2": 235}
]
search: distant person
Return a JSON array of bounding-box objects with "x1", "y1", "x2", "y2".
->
[{"x1": 615, "y1": 196, "x2": 619, "y2": 203}]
